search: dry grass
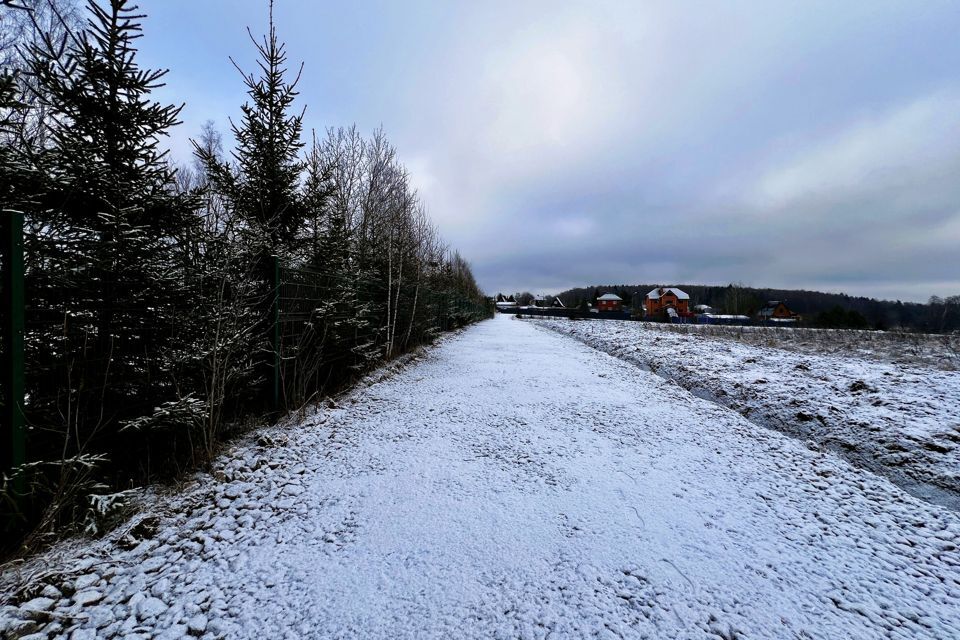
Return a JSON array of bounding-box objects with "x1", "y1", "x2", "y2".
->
[{"x1": 640, "y1": 322, "x2": 960, "y2": 370}]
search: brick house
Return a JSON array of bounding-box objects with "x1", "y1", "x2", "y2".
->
[
  {"x1": 645, "y1": 287, "x2": 690, "y2": 317},
  {"x1": 757, "y1": 301, "x2": 800, "y2": 323},
  {"x1": 596, "y1": 293, "x2": 623, "y2": 312}
]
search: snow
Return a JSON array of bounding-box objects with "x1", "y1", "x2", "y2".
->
[
  {"x1": 531, "y1": 317, "x2": 960, "y2": 509},
  {"x1": 2, "y1": 313, "x2": 960, "y2": 639},
  {"x1": 702, "y1": 313, "x2": 750, "y2": 320}
]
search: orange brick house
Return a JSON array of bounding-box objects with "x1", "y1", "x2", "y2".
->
[
  {"x1": 757, "y1": 301, "x2": 800, "y2": 323},
  {"x1": 645, "y1": 287, "x2": 690, "y2": 317},
  {"x1": 596, "y1": 293, "x2": 623, "y2": 311}
]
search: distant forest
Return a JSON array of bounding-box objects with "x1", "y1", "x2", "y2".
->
[{"x1": 546, "y1": 284, "x2": 960, "y2": 333}]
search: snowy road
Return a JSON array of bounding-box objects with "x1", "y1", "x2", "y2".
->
[{"x1": 3, "y1": 313, "x2": 960, "y2": 639}]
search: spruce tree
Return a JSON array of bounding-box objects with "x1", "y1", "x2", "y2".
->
[
  {"x1": 196, "y1": 0, "x2": 305, "y2": 262},
  {"x1": 23, "y1": 0, "x2": 196, "y2": 497},
  {"x1": 194, "y1": 1, "x2": 307, "y2": 410}
]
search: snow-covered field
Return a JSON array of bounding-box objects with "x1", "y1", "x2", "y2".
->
[
  {"x1": 3, "y1": 314, "x2": 960, "y2": 639},
  {"x1": 532, "y1": 317, "x2": 960, "y2": 509},
  {"x1": 632, "y1": 323, "x2": 960, "y2": 371}
]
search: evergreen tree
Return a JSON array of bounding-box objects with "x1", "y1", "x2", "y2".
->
[
  {"x1": 26, "y1": 0, "x2": 193, "y2": 325},
  {"x1": 14, "y1": 0, "x2": 198, "y2": 536},
  {"x1": 193, "y1": 1, "x2": 307, "y2": 411},
  {"x1": 196, "y1": 0, "x2": 305, "y2": 262},
  {"x1": 301, "y1": 133, "x2": 331, "y2": 267}
]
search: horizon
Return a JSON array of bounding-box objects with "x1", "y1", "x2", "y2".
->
[
  {"x1": 496, "y1": 281, "x2": 935, "y2": 306},
  {"x1": 131, "y1": 1, "x2": 960, "y2": 304}
]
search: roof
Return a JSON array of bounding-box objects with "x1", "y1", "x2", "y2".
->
[
  {"x1": 646, "y1": 287, "x2": 690, "y2": 300},
  {"x1": 597, "y1": 293, "x2": 623, "y2": 301}
]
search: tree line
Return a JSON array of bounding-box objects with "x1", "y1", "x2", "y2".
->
[
  {"x1": 554, "y1": 283, "x2": 960, "y2": 331},
  {"x1": 0, "y1": 0, "x2": 486, "y2": 551}
]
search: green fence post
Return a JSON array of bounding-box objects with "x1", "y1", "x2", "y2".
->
[
  {"x1": 2, "y1": 210, "x2": 25, "y2": 485},
  {"x1": 271, "y1": 255, "x2": 281, "y2": 412}
]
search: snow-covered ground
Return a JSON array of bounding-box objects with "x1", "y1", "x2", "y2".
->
[
  {"x1": 3, "y1": 313, "x2": 960, "y2": 639},
  {"x1": 532, "y1": 317, "x2": 960, "y2": 509},
  {"x1": 625, "y1": 323, "x2": 960, "y2": 371}
]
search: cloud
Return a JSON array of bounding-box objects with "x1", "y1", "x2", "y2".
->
[
  {"x1": 402, "y1": 154, "x2": 438, "y2": 201},
  {"x1": 552, "y1": 216, "x2": 595, "y2": 239},
  {"x1": 708, "y1": 92, "x2": 960, "y2": 294},
  {"x1": 748, "y1": 92, "x2": 960, "y2": 212}
]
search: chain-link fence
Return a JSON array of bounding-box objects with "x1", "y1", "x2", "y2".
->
[{"x1": 275, "y1": 263, "x2": 492, "y2": 410}]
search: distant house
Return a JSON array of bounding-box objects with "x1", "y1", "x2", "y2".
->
[
  {"x1": 596, "y1": 292, "x2": 623, "y2": 312},
  {"x1": 529, "y1": 295, "x2": 565, "y2": 309},
  {"x1": 645, "y1": 287, "x2": 690, "y2": 317},
  {"x1": 757, "y1": 300, "x2": 800, "y2": 324},
  {"x1": 494, "y1": 293, "x2": 517, "y2": 311}
]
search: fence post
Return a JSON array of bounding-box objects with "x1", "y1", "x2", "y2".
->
[
  {"x1": 271, "y1": 255, "x2": 281, "y2": 412},
  {"x1": 2, "y1": 210, "x2": 26, "y2": 484}
]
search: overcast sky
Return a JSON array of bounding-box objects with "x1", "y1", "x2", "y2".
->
[{"x1": 135, "y1": 0, "x2": 960, "y2": 302}]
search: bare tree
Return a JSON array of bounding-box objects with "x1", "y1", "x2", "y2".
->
[{"x1": 2, "y1": 0, "x2": 81, "y2": 146}]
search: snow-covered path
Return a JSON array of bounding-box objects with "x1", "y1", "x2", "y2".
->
[{"x1": 4, "y1": 314, "x2": 960, "y2": 639}]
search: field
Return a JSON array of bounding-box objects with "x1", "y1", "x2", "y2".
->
[{"x1": 641, "y1": 322, "x2": 960, "y2": 370}]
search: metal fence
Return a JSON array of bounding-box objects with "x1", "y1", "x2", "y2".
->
[{"x1": 273, "y1": 261, "x2": 492, "y2": 410}]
